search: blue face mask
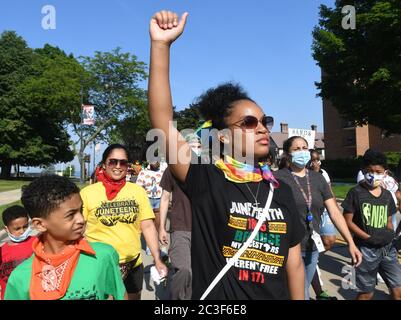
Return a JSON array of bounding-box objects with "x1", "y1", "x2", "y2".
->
[
  {"x1": 7, "y1": 226, "x2": 32, "y2": 243},
  {"x1": 291, "y1": 151, "x2": 311, "y2": 168}
]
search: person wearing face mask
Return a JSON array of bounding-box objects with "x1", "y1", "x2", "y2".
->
[
  {"x1": 0, "y1": 205, "x2": 35, "y2": 300},
  {"x1": 80, "y1": 144, "x2": 168, "y2": 300},
  {"x1": 274, "y1": 136, "x2": 362, "y2": 300},
  {"x1": 342, "y1": 149, "x2": 401, "y2": 300},
  {"x1": 356, "y1": 162, "x2": 399, "y2": 232},
  {"x1": 356, "y1": 155, "x2": 400, "y2": 285}
]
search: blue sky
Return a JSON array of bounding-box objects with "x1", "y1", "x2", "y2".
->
[{"x1": 0, "y1": 0, "x2": 335, "y2": 173}]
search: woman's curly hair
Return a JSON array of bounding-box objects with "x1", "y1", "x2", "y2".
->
[{"x1": 196, "y1": 82, "x2": 254, "y2": 130}]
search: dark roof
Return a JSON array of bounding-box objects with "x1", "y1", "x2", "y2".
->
[{"x1": 270, "y1": 133, "x2": 287, "y2": 149}]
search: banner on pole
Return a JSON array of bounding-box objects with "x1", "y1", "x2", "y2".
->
[
  {"x1": 288, "y1": 128, "x2": 316, "y2": 149},
  {"x1": 82, "y1": 105, "x2": 95, "y2": 125}
]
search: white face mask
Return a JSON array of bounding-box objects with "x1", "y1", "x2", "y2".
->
[
  {"x1": 6, "y1": 226, "x2": 32, "y2": 243},
  {"x1": 364, "y1": 172, "x2": 385, "y2": 188}
]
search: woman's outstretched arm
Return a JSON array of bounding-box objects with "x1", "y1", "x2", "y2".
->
[{"x1": 148, "y1": 10, "x2": 190, "y2": 183}]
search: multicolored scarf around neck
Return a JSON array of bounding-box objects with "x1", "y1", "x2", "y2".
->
[{"x1": 215, "y1": 156, "x2": 279, "y2": 188}]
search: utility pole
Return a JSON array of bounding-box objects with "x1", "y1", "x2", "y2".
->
[
  {"x1": 79, "y1": 83, "x2": 85, "y2": 183},
  {"x1": 93, "y1": 140, "x2": 96, "y2": 175}
]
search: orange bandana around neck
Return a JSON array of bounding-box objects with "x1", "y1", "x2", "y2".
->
[{"x1": 29, "y1": 237, "x2": 95, "y2": 300}]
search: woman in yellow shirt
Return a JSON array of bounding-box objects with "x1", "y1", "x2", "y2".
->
[{"x1": 80, "y1": 144, "x2": 167, "y2": 300}]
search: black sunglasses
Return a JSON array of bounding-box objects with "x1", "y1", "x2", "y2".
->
[
  {"x1": 230, "y1": 115, "x2": 274, "y2": 131},
  {"x1": 107, "y1": 159, "x2": 129, "y2": 168}
]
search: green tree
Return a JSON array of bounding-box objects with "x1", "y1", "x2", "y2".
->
[
  {"x1": 63, "y1": 164, "x2": 75, "y2": 177},
  {"x1": 0, "y1": 31, "x2": 33, "y2": 177},
  {"x1": 108, "y1": 91, "x2": 151, "y2": 161},
  {"x1": 385, "y1": 152, "x2": 401, "y2": 170},
  {"x1": 109, "y1": 102, "x2": 202, "y2": 162},
  {"x1": 173, "y1": 103, "x2": 202, "y2": 131},
  {"x1": 312, "y1": 0, "x2": 401, "y2": 134},
  {"x1": 71, "y1": 48, "x2": 148, "y2": 182},
  {"x1": 0, "y1": 33, "x2": 76, "y2": 178}
]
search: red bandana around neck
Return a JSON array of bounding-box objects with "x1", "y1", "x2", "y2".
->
[{"x1": 96, "y1": 167, "x2": 126, "y2": 200}]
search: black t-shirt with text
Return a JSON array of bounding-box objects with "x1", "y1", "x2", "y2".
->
[
  {"x1": 341, "y1": 184, "x2": 396, "y2": 246},
  {"x1": 180, "y1": 163, "x2": 305, "y2": 300}
]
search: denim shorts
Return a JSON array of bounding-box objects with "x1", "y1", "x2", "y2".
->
[
  {"x1": 356, "y1": 243, "x2": 401, "y2": 293},
  {"x1": 319, "y1": 210, "x2": 336, "y2": 236},
  {"x1": 149, "y1": 198, "x2": 161, "y2": 210}
]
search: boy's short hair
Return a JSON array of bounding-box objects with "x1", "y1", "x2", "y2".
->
[
  {"x1": 362, "y1": 149, "x2": 388, "y2": 169},
  {"x1": 2, "y1": 205, "x2": 29, "y2": 227},
  {"x1": 21, "y1": 175, "x2": 80, "y2": 219}
]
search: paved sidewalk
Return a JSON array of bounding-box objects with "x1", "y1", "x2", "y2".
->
[
  {"x1": 0, "y1": 189, "x2": 21, "y2": 206},
  {"x1": 314, "y1": 242, "x2": 390, "y2": 300}
]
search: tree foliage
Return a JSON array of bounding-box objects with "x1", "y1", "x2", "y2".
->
[
  {"x1": 72, "y1": 47, "x2": 148, "y2": 180},
  {"x1": 173, "y1": 103, "x2": 202, "y2": 132},
  {"x1": 108, "y1": 90, "x2": 151, "y2": 161},
  {"x1": 0, "y1": 32, "x2": 76, "y2": 177},
  {"x1": 312, "y1": 0, "x2": 401, "y2": 134}
]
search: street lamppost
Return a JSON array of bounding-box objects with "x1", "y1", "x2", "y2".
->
[{"x1": 79, "y1": 83, "x2": 85, "y2": 183}]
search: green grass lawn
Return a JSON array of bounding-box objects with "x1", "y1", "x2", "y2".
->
[
  {"x1": 332, "y1": 183, "x2": 356, "y2": 199},
  {"x1": 0, "y1": 180, "x2": 30, "y2": 192}
]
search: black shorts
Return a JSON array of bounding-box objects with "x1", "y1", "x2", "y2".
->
[
  {"x1": 120, "y1": 254, "x2": 144, "y2": 294},
  {"x1": 123, "y1": 263, "x2": 144, "y2": 294}
]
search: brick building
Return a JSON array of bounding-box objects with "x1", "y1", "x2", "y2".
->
[{"x1": 323, "y1": 99, "x2": 401, "y2": 160}]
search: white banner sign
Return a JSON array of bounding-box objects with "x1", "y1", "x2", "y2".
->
[
  {"x1": 82, "y1": 105, "x2": 95, "y2": 125},
  {"x1": 288, "y1": 128, "x2": 316, "y2": 149}
]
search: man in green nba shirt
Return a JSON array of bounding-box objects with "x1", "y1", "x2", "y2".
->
[{"x1": 5, "y1": 175, "x2": 127, "y2": 300}]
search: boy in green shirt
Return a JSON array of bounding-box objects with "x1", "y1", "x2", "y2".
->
[{"x1": 5, "y1": 175, "x2": 127, "y2": 300}]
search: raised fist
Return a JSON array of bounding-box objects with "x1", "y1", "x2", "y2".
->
[{"x1": 150, "y1": 10, "x2": 188, "y2": 45}]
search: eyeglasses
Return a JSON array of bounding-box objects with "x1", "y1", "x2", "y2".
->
[
  {"x1": 107, "y1": 159, "x2": 129, "y2": 168},
  {"x1": 229, "y1": 115, "x2": 274, "y2": 131}
]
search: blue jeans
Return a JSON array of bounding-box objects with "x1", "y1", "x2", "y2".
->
[
  {"x1": 302, "y1": 250, "x2": 320, "y2": 300},
  {"x1": 320, "y1": 210, "x2": 337, "y2": 236}
]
